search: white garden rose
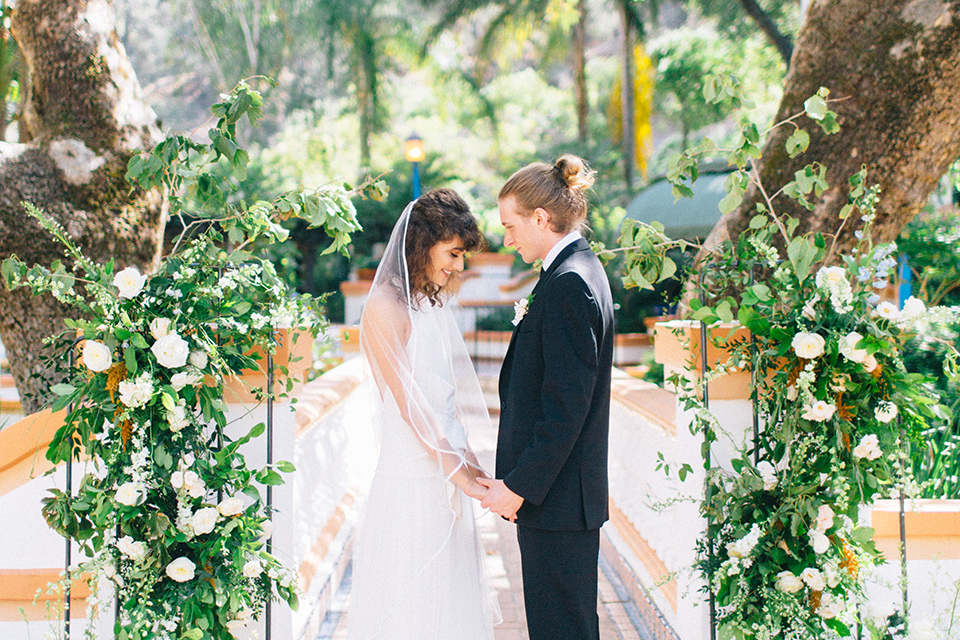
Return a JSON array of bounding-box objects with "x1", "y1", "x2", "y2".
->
[
  {"x1": 115, "y1": 482, "x2": 143, "y2": 507},
  {"x1": 165, "y1": 557, "x2": 195, "y2": 583},
  {"x1": 82, "y1": 340, "x2": 113, "y2": 373},
  {"x1": 853, "y1": 434, "x2": 882, "y2": 460},
  {"x1": 818, "y1": 593, "x2": 844, "y2": 619},
  {"x1": 191, "y1": 507, "x2": 220, "y2": 536},
  {"x1": 791, "y1": 332, "x2": 826, "y2": 359},
  {"x1": 149, "y1": 318, "x2": 172, "y2": 340},
  {"x1": 167, "y1": 403, "x2": 190, "y2": 433},
  {"x1": 900, "y1": 296, "x2": 927, "y2": 322},
  {"x1": 816, "y1": 266, "x2": 847, "y2": 290},
  {"x1": 815, "y1": 504, "x2": 835, "y2": 532},
  {"x1": 171, "y1": 471, "x2": 184, "y2": 489},
  {"x1": 117, "y1": 535, "x2": 147, "y2": 561},
  {"x1": 862, "y1": 353, "x2": 878, "y2": 373},
  {"x1": 189, "y1": 350, "x2": 208, "y2": 369},
  {"x1": 873, "y1": 301, "x2": 899, "y2": 321},
  {"x1": 800, "y1": 567, "x2": 826, "y2": 591},
  {"x1": 775, "y1": 570, "x2": 804, "y2": 593},
  {"x1": 151, "y1": 332, "x2": 190, "y2": 368},
  {"x1": 756, "y1": 461, "x2": 778, "y2": 491},
  {"x1": 802, "y1": 400, "x2": 836, "y2": 422},
  {"x1": 118, "y1": 374, "x2": 154, "y2": 409},
  {"x1": 809, "y1": 530, "x2": 830, "y2": 554},
  {"x1": 875, "y1": 401, "x2": 898, "y2": 423},
  {"x1": 113, "y1": 267, "x2": 147, "y2": 299},
  {"x1": 242, "y1": 559, "x2": 263, "y2": 578},
  {"x1": 170, "y1": 371, "x2": 203, "y2": 391},
  {"x1": 218, "y1": 496, "x2": 245, "y2": 517},
  {"x1": 839, "y1": 332, "x2": 868, "y2": 364}
]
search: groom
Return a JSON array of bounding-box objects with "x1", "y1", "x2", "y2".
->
[{"x1": 480, "y1": 157, "x2": 614, "y2": 640}]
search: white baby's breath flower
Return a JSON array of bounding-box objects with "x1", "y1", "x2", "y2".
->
[
  {"x1": 191, "y1": 507, "x2": 220, "y2": 536},
  {"x1": 218, "y1": 496, "x2": 245, "y2": 517},
  {"x1": 149, "y1": 318, "x2": 172, "y2": 340},
  {"x1": 792, "y1": 332, "x2": 826, "y2": 359},
  {"x1": 775, "y1": 570, "x2": 804, "y2": 593},
  {"x1": 115, "y1": 482, "x2": 143, "y2": 507},
  {"x1": 114, "y1": 267, "x2": 147, "y2": 299},
  {"x1": 165, "y1": 557, "x2": 195, "y2": 583},
  {"x1": 839, "y1": 332, "x2": 868, "y2": 364},
  {"x1": 151, "y1": 332, "x2": 190, "y2": 368},
  {"x1": 802, "y1": 400, "x2": 836, "y2": 423},
  {"x1": 875, "y1": 401, "x2": 898, "y2": 423},
  {"x1": 83, "y1": 340, "x2": 113, "y2": 372},
  {"x1": 800, "y1": 567, "x2": 826, "y2": 591}
]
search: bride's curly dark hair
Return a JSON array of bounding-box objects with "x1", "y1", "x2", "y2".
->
[{"x1": 405, "y1": 188, "x2": 485, "y2": 307}]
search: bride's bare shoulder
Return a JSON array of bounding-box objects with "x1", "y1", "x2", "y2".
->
[{"x1": 362, "y1": 290, "x2": 410, "y2": 331}]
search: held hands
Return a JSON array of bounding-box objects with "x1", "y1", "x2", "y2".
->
[{"x1": 478, "y1": 478, "x2": 524, "y2": 522}]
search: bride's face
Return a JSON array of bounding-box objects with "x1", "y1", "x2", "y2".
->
[{"x1": 427, "y1": 236, "x2": 466, "y2": 288}]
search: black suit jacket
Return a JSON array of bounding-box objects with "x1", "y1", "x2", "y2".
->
[{"x1": 496, "y1": 237, "x2": 614, "y2": 531}]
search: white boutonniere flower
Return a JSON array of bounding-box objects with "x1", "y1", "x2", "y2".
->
[{"x1": 512, "y1": 294, "x2": 535, "y2": 327}]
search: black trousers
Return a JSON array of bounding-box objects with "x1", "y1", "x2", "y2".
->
[{"x1": 516, "y1": 525, "x2": 601, "y2": 640}]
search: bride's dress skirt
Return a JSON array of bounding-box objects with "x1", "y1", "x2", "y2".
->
[{"x1": 348, "y1": 408, "x2": 498, "y2": 640}]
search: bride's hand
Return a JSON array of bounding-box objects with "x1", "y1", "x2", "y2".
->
[{"x1": 462, "y1": 478, "x2": 488, "y2": 501}]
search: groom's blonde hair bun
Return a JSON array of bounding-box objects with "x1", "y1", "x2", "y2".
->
[{"x1": 499, "y1": 153, "x2": 596, "y2": 234}]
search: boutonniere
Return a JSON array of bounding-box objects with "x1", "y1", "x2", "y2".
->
[{"x1": 512, "y1": 294, "x2": 535, "y2": 326}]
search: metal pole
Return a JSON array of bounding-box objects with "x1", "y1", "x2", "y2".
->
[
  {"x1": 899, "y1": 425, "x2": 909, "y2": 623},
  {"x1": 265, "y1": 333, "x2": 275, "y2": 640},
  {"x1": 749, "y1": 266, "x2": 760, "y2": 466},
  {"x1": 412, "y1": 162, "x2": 421, "y2": 200},
  {"x1": 65, "y1": 349, "x2": 74, "y2": 639},
  {"x1": 698, "y1": 270, "x2": 717, "y2": 640}
]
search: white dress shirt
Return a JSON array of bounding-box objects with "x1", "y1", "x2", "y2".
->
[{"x1": 541, "y1": 230, "x2": 583, "y2": 271}]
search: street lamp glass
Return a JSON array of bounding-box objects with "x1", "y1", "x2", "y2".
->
[{"x1": 404, "y1": 133, "x2": 425, "y2": 163}]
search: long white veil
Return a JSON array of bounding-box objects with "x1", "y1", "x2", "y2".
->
[{"x1": 359, "y1": 200, "x2": 490, "y2": 498}]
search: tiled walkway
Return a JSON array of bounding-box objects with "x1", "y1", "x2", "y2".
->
[{"x1": 313, "y1": 409, "x2": 653, "y2": 640}]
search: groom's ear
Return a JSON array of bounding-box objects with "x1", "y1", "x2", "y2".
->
[{"x1": 533, "y1": 207, "x2": 551, "y2": 230}]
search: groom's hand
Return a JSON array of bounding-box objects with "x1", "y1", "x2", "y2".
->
[{"x1": 478, "y1": 478, "x2": 523, "y2": 521}]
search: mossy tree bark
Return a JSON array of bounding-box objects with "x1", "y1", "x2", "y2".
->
[
  {"x1": 0, "y1": 0, "x2": 166, "y2": 413},
  {"x1": 701, "y1": 0, "x2": 960, "y2": 260}
]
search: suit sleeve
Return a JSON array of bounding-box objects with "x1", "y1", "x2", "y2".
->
[{"x1": 503, "y1": 272, "x2": 600, "y2": 505}]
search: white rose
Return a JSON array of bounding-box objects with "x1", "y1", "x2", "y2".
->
[
  {"x1": 900, "y1": 296, "x2": 927, "y2": 322},
  {"x1": 816, "y1": 266, "x2": 848, "y2": 290},
  {"x1": 118, "y1": 375, "x2": 154, "y2": 409},
  {"x1": 82, "y1": 340, "x2": 113, "y2": 373},
  {"x1": 167, "y1": 404, "x2": 191, "y2": 433},
  {"x1": 800, "y1": 567, "x2": 826, "y2": 591},
  {"x1": 117, "y1": 535, "x2": 146, "y2": 561},
  {"x1": 165, "y1": 557, "x2": 195, "y2": 583},
  {"x1": 873, "y1": 301, "x2": 899, "y2": 321},
  {"x1": 862, "y1": 354, "x2": 878, "y2": 373},
  {"x1": 171, "y1": 371, "x2": 202, "y2": 391},
  {"x1": 810, "y1": 530, "x2": 830, "y2": 554},
  {"x1": 839, "y1": 332, "x2": 868, "y2": 364},
  {"x1": 171, "y1": 471, "x2": 185, "y2": 489},
  {"x1": 815, "y1": 504, "x2": 835, "y2": 532},
  {"x1": 113, "y1": 267, "x2": 147, "y2": 299},
  {"x1": 791, "y1": 332, "x2": 826, "y2": 359},
  {"x1": 853, "y1": 434, "x2": 882, "y2": 460},
  {"x1": 218, "y1": 496, "x2": 245, "y2": 517},
  {"x1": 260, "y1": 519, "x2": 274, "y2": 541},
  {"x1": 242, "y1": 559, "x2": 263, "y2": 578},
  {"x1": 757, "y1": 461, "x2": 778, "y2": 491},
  {"x1": 786, "y1": 385, "x2": 798, "y2": 401},
  {"x1": 775, "y1": 570, "x2": 804, "y2": 593},
  {"x1": 151, "y1": 332, "x2": 190, "y2": 368},
  {"x1": 189, "y1": 350, "x2": 208, "y2": 369},
  {"x1": 191, "y1": 507, "x2": 220, "y2": 536},
  {"x1": 149, "y1": 318, "x2": 172, "y2": 340},
  {"x1": 875, "y1": 401, "x2": 898, "y2": 424},
  {"x1": 802, "y1": 400, "x2": 836, "y2": 422},
  {"x1": 115, "y1": 482, "x2": 143, "y2": 507},
  {"x1": 818, "y1": 592, "x2": 844, "y2": 619}
]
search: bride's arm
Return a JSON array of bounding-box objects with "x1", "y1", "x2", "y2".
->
[{"x1": 361, "y1": 296, "x2": 485, "y2": 498}]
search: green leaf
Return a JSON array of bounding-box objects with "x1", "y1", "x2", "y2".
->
[
  {"x1": 785, "y1": 129, "x2": 810, "y2": 158},
  {"x1": 851, "y1": 526, "x2": 875, "y2": 544},
  {"x1": 718, "y1": 191, "x2": 743, "y2": 215},
  {"x1": 130, "y1": 333, "x2": 149, "y2": 349},
  {"x1": 275, "y1": 460, "x2": 296, "y2": 473},
  {"x1": 124, "y1": 346, "x2": 138, "y2": 375},
  {"x1": 258, "y1": 470, "x2": 284, "y2": 486},
  {"x1": 749, "y1": 215, "x2": 768, "y2": 230},
  {"x1": 51, "y1": 383, "x2": 76, "y2": 396},
  {"x1": 161, "y1": 392, "x2": 176, "y2": 412},
  {"x1": 804, "y1": 95, "x2": 827, "y2": 121}
]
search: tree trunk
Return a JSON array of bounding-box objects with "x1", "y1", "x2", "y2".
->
[
  {"x1": 736, "y1": 0, "x2": 793, "y2": 65},
  {"x1": 619, "y1": 1, "x2": 635, "y2": 192},
  {"x1": 572, "y1": 0, "x2": 588, "y2": 145},
  {"x1": 701, "y1": 0, "x2": 960, "y2": 262},
  {"x1": 0, "y1": 0, "x2": 166, "y2": 413}
]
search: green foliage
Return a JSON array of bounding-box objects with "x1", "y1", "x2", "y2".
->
[{"x1": 898, "y1": 207, "x2": 960, "y2": 307}]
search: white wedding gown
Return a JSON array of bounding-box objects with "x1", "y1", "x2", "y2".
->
[{"x1": 348, "y1": 304, "x2": 498, "y2": 640}]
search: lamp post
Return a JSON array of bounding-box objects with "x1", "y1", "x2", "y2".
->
[{"x1": 404, "y1": 132, "x2": 424, "y2": 200}]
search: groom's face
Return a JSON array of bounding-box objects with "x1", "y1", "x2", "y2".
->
[{"x1": 499, "y1": 196, "x2": 545, "y2": 264}]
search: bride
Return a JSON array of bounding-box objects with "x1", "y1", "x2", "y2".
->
[{"x1": 349, "y1": 188, "x2": 501, "y2": 640}]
